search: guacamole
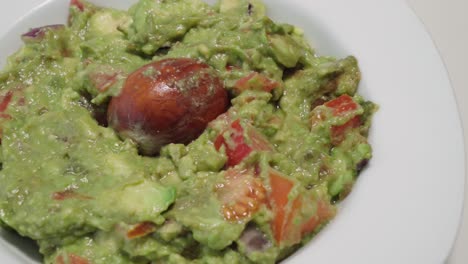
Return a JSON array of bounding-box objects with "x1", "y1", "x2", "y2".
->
[{"x1": 0, "y1": 0, "x2": 376, "y2": 263}]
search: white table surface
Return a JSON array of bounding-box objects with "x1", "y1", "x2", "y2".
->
[{"x1": 406, "y1": 0, "x2": 468, "y2": 263}]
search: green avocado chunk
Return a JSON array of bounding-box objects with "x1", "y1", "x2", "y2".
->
[{"x1": 0, "y1": 0, "x2": 376, "y2": 263}]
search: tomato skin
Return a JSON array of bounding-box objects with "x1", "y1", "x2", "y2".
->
[
  {"x1": 70, "y1": 0, "x2": 84, "y2": 11},
  {"x1": 311, "y1": 95, "x2": 362, "y2": 145},
  {"x1": 330, "y1": 115, "x2": 361, "y2": 145},
  {"x1": 107, "y1": 58, "x2": 229, "y2": 155},
  {"x1": 52, "y1": 190, "x2": 92, "y2": 201},
  {"x1": 269, "y1": 169, "x2": 295, "y2": 243},
  {"x1": 126, "y1": 222, "x2": 156, "y2": 239},
  {"x1": 214, "y1": 119, "x2": 249, "y2": 167},
  {"x1": 89, "y1": 72, "x2": 118, "y2": 93},
  {"x1": 300, "y1": 199, "x2": 335, "y2": 236},
  {"x1": 0, "y1": 91, "x2": 13, "y2": 112},
  {"x1": 324, "y1": 94, "x2": 358, "y2": 116},
  {"x1": 0, "y1": 91, "x2": 17, "y2": 141},
  {"x1": 268, "y1": 169, "x2": 335, "y2": 246},
  {"x1": 234, "y1": 72, "x2": 279, "y2": 93},
  {"x1": 214, "y1": 119, "x2": 272, "y2": 167},
  {"x1": 56, "y1": 254, "x2": 89, "y2": 264}
]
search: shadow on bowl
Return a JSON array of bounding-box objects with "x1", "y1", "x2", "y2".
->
[{"x1": 0, "y1": 227, "x2": 41, "y2": 262}]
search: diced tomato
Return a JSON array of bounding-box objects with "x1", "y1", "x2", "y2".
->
[
  {"x1": 0, "y1": 91, "x2": 13, "y2": 113},
  {"x1": 208, "y1": 112, "x2": 230, "y2": 130},
  {"x1": 282, "y1": 196, "x2": 303, "y2": 244},
  {"x1": 70, "y1": 0, "x2": 84, "y2": 11},
  {"x1": 268, "y1": 169, "x2": 335, "y2": 246},
  {"x1": 234, "y1": 72, "x2": 280, "y2": 93},
  {"x1": 213, "y1": 134, "x2": 225, "y2": 150},
  {"x1": 56, "y1": 254, "x2": 90, "y2": 264},
  {"x1": 330, "y1": 115, "x2": 361, "y2": 145},
  {"x1": 52, "y1": 190, "x2": 93, "y2": 201},
  {"x1": 214, "y1": 120, "x2": 251, "y2": 167},
  {"x1": 216, "y1": 167, "x2": 267, "y2": 221},
  {"x1": 127, "y1": 222, "x2": 156, "y2": 239},
  {"x1": 269, "y1": 169, "x2": 296, "y2": 243},
  {"x1": 311, "y1": 95, "x2": 362, "y2": 145},
  {"x1": 0, "y1": 91, "x2": 15, "y2": 142},
  {"x1": 300, "y1": 199, "x2": 335, "y2": 236},
  {"x1": 0, "y1": 113, "x2": 10, "y2": 119},
  {"x1": 214, "y1": 119, "x2": 272, "y2": 167},
  {"x1": 89, "y1": 72, "x2": 118, "y2": 93},
  {"x1": 324, "y1": 94, "x2": 358, "y2": 116}
]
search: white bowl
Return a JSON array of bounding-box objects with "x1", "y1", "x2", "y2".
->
[{"x1": 0, "y1": 0, "x2": 464, "y2": 263}]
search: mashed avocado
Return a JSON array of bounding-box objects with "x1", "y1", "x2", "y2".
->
[{"x1": 0, "y1": 0, "x2": 376, "y2": 263}]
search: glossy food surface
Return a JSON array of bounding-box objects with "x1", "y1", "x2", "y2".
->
[
  {"x1": 0, "y1": 0, "x2": 375, "y2": 263},
  {"x1": 108, "y1": 58, "x2": 228, "y2": 155}
]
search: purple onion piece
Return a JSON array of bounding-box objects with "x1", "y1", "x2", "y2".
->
[
  {"x1": 239, "y1": 225, "x2": 272, "y2": 254},
  {"x1": 21, "y1": 24, "x2": 65, "y2": 40},
  {"x1": 356, "y1": 159, "x2": 369, "y2": 173}
]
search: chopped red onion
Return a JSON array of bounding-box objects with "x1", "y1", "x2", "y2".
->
[{"x1": 21, "y1": 24, "x2": 65, "y2": 40}]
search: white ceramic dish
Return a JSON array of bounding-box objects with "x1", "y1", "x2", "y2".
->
[{"x1": 0, "y1": 0, "x2": 464, "y2": 263}]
